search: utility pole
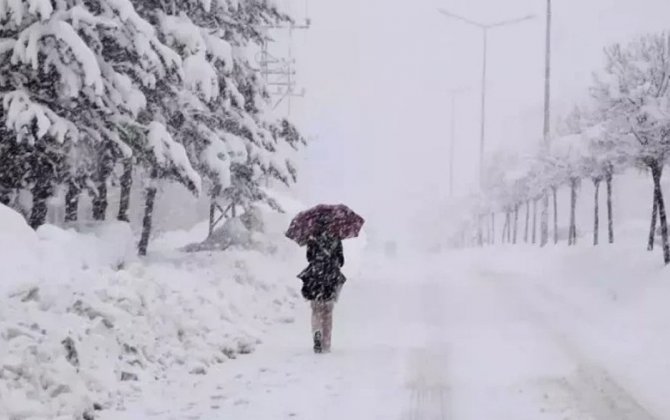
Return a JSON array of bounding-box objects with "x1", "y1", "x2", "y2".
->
[
  {"x1": 450, "y1": 94, "x2": 457, "y2": 198},
  {"x1": 258, "y1": 2, "x2": 310, "y2": 116},
  {"x1": 479, "y1": 28, "x2": 488, "y2": 182},
  {"x1": 437, "y1": 9, "x2": 534, "y2": 186},
  {"x1": 543, "y1": 0, "x2": 552, "y2": 144},
  {"x1": 540, "y1": 0, "x2": 552, "y2": 247}
]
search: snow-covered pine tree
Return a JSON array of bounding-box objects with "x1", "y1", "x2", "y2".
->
[
  {"x1": 1, "y1": 0, "x2": 92, "y2": 226},
  {"x1": 0, "y1": 0, "x2": 199, "y2": 229},
  {"x1": 129, "y1": 0, "x2": 306, "y2": 238},
  {"x1": 213, "y1": 2, "x2": 306, "y2": 214}
]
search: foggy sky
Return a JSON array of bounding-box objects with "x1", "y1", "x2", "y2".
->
[{"x1": 276, "y1": 0, "x2": 670, "y2": 247}]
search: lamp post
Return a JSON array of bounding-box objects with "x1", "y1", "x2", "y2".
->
[
  {"x1": 540, "y1": 0, "x2": 553, "y2": 247},
  {"x1": 437, "y1": 9, "x2": 534, "y2": 185}
]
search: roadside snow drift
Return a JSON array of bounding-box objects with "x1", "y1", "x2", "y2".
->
[{"x1": 0, "y1": 204, "x2": 305, "y2": 419}]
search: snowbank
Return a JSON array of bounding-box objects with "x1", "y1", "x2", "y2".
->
[
  {"x1": 0, "y1": 204, "x2": 41, "y2": 297},
  {"x1": 0, "y1": 207, "x2": 137, "y2": 419},
  {"x1": 0, "y1": 206, "x2": 134, "y2": 298},
  {"x1": 0, "y1": 204, "x2": 304, "y2": 419}
]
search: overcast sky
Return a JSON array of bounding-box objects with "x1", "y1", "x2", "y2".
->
[{"x1": 271, "y1": 0, "x2": 670, "y2": 246}]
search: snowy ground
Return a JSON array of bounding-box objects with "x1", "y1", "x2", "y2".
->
[
  {"x1": 4, "y1": 201, "x2": 670, "y2": 419},
  {"x1": 98, "y1": 242, "x2": 670, "y2": 420},
  {"x1": 0, "y1": 201, "x2": 307, "y2": 420}
]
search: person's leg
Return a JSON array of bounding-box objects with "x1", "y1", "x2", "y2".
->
[
  {"x1": 322, "y1": 301, "x2": 335, "y2": 352},
  {"x1": 311, "y1": 301, "x2": 321, "y2": 335},
  {"x1": 311, "y1": 301, "x2": 324, "y2": 352}
]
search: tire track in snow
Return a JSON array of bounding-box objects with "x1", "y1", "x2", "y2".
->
[
  {"x1": 400, "y1": 280, "x2": 451, "y2": 420},
  {"x1": 478, "y1": 269, "x2": 659, "y2": 420},
  {"x1": 402, "y1": 348, "x2": 449, "y2": 420}
]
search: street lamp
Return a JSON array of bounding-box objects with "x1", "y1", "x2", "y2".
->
[
  {"x1": 540, "y1": 0, "x2": 553, "y2": 247},
  {"x1": 437, "y1": 8, "x2": 535, "y2": 184}
]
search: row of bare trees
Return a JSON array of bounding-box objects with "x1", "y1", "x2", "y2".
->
[{"x1": 455, "y1": 32, "x2": 670, "y2": 264}]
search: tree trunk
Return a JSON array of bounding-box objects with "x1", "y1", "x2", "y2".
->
[
  {"x1": 506, "y1": 211, "x2": 510, "y2": 243},
  {"x1": 540, "y1": 191, "x2": 549, "y2": 246},
  {"x1": 513, "y1": 205, "x2": 519, "y2": 244},
  {"x1": 64, "y1": 181, "x2": 80, "y2": 223},
  {"x1": 209, "y1": 200, "x2": 216, "y2": 238},
  {"x1": 92, "y1": 182, "x2": 108, "y2": 221},
  {"x1": 507, "y1": 211, "x2": 513, "y2": 242},
  {"x1": 651, "y1": 162, "x2": 670, "y2": 264},
  {"x1": 28, "y1": 139, "x2": 53, "y2": 229},
  {"x1": 477, "y1": 215, "x2": 483, "y2": 247},
  {"x1": 593, "y1": 179, "x2": 601, "y2": 246},
  {"x1": 208, "y1": 184, "x2": 222, "y2": 238},
  {"x1": 502, "y1": 212, "x2": 510, "y2": 243},
  {"x1": 92, "y1": 177, "x2": 109, "y2": 221},
  {"x1": 532, "y1": 199, "x2": 538, "y2": 244},
  {"x1": 569, "y1": 178, "x2": 578, "y2": 246},
  {"x1": 0, "y1": 188, "x2": 10, "y2": 206},
  {"x1": 524, "y1": 200, "x2": 530, "y2": 243},
  {"x1": 138, "y1": 185, "x2": 158, "y2": 257},
  {"x1": 552, "y1": 186, "x2": 558, "y2": 244},
  {"x1": 648, "y1": 191, "x2": 658, "y2": 251},
  {"x1": 92, "y1": 150, "x2": 113, "y2": 221},
  {"x1": 606, "y1": 173, "x2": 614, "y2": 244},
  {"x1": 117, "y1": 159, "x2": 133, "y2": 222},
  {"x1": 490, "y1": 213, "x2": 495, "y2": 245},
  {"x1": 29, "y1": 181, "x2": 50, "y2": 230}
]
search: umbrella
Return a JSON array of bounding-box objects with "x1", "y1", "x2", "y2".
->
[{"x1": 286, "y1": 204, "x2": 365, "y2": 246}]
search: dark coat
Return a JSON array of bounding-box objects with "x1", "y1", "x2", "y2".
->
[{"x1": 298, "y1": 233, "x2": 345, "y2": 301}]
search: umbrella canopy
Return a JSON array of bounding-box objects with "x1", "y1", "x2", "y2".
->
[{"x1": 286, "y1": 204, "x2": 365, "y2": 246}]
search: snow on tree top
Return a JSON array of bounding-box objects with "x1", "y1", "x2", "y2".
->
[
  {"x1": 3, "y1": 90, "x2": 77, "y2": 143},
  {"x1": 11, "y1": 19, "x2": 104, "y2": 95},
  {"x1": 0, "y1": 0, "x2": 53, "y2": 26},
  {"x1": 147, "y1": 121, "x2": 202, "y2": 195},
  {"x1": 184, "y1": 52, "x2": 220, "y2": 103}
]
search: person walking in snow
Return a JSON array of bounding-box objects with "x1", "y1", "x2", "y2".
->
[
  {"x1": 286, "y1": 204, "x2": 363, "y2": 353},
  {"x1": 297, "y1": 217, "x2": 346, "y2": 353}
]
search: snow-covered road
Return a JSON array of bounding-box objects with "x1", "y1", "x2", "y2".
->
[{"x1": 106, "y1": 250, "x2": 664, "y2": 420}]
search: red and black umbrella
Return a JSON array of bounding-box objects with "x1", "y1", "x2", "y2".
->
[{"x1": 286, "y1": 204, "x2": 365, "y2": 246}]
